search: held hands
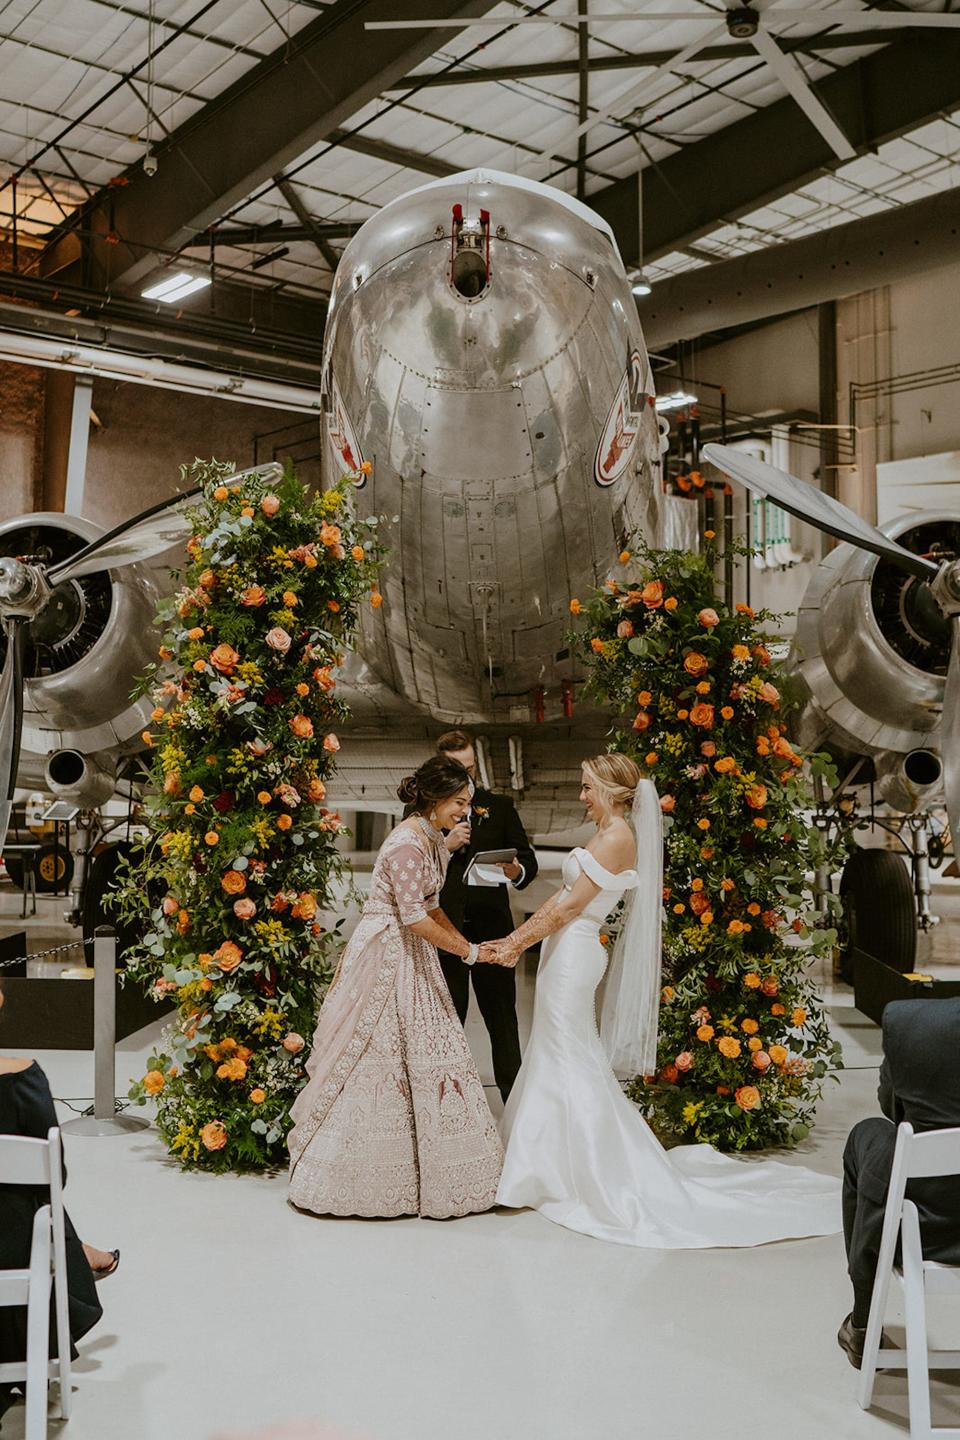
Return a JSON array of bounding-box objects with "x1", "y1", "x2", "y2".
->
[
  {"x1": 445, "y1": 820, "x2": 472, "y2": 853},
  {"x1": 477, "y1": 938, "x2": 522, "y2": 968}
]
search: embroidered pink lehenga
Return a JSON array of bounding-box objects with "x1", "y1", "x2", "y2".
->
[{"x1": 288, "y1": 823, "x2": 503, "y2": 1218}]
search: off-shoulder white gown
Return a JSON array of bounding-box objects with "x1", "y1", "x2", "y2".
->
[{"x1": 497, "y1": 847, "x2": 841, "y2": 1247}]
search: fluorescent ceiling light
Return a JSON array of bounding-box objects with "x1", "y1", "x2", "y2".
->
[
  {"x1": 141, "y1": 271, "x2": 211, "y2": 303},
  {"x1": 655, "y1": 390, "x2": 698, "y2": 412}
]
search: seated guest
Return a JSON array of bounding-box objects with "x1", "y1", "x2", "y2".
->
[
  {"x1": 839, "y1": 996, "x2": 960, "y2": 1367},
  {"x1": 0, "y1": 989, "x2": 116, "y2": 1421}
]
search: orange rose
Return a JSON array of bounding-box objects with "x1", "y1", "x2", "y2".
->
[
  {"x1": 323, "y1": 733, "x2": 341, "y2": 753},
  {"x1": 743, "y1": 972, "x2": 762, "y2": 989},
  {"x1": 216, "y1": 1056, "x2": 248, "y2": 1081},
  {"x1": 698, "y1": 607, "x2": 719, "y2": 628},
  {"x1": 700, "y1": 741, "x2": 716, "y2": 758},
  {"x1": 683, "y1": 651, "x2": 708, "y2": 677},
  {"x1": 756, "y1": 736, "x2": 771, "y2": 756},
  {"x1": 210, "y1": 643, "x2": 240, "y2": 674},
  {"x1": 261, "y1": 494, "x2": 281, "y2": 516},
  {"x1": 200, "y1": 1121, "x2": 228, "y2": 1151},
  {"x1": 307, "y1": 778, "x2": 326, "y2": 802},
  {"x1": 314, "y1": 666, "x2": 336, "y2": 692},
  {"x1": 714, "y1": 756, "x2": 736, "y2": 774},
  {"x1": 660, "y1": 1063, "x2": 679, "y2": 1084},
  {"x1": 752, "y1": 1051, "x2": 771, "y2": 1071},
  {"x1": 641, "y1": 580, "x2": 664, "y2": 609},
  {"x1": 771, "y1": 1002, "x2": 786, "y2": 1017},
  {"x1": 720, "y1": 878, "x2": 735, "y2": 892},
  {"x1": 370, "y1": 591, "x2": 383, "y2": 609},
  {"x1": 213, "y1": 940, "x2": 243, "y2": 973},
  {"x1": 736, "y1": 602, "x2": 755, "y2": 617},
  {"x1": 617, "y1": 620, "x2": 634, "y2": 639},
  {"x1": 213, "y1": 485, "x2": 229, "y2": 501},
  {"x1": 690, "y1": 892, "x2": 710, "y2": 916},
  {"x1": 569, "y1": 598, "x2": 582, "y2": 615},
  {"x1": 360, "y1": 459, "x2": 373, "y2": 475},
  {"x1": 204, "y1": 830, "x2": 219, "y2": 846},
  {"x1": 741, "y1": 1018, "x2": 759, "y2": 1035},
  {"x1": 761, "y1": 977, "x2": 778, "y2": 996},
  {"x1": 731, "y1": 644, "x2": 751, "y2": 661},
  {"x1": 645, "y1": 752, "x2": 658, "y2": 766},
  {"x1": 250, "y1": 1088, "x2": 266, "y2": 1104},
  {"x1": 735, "y1": 1085, "x2": 760, "y2": 1110},
  {"x1": 759, "y1": 681, "x2": 780, "y2": 705},
  {"x1": 351, "y1": 545, "x2": 364, "y2": 562},
  {"x1": 143, "y1": 1069, "x2": 165, "y2": 1095},
  {"x1": 619, "y1": 549, "x2": 631, "y2": 564},
  {"x1": 660, "y1": 794, "x2": 676, "y2": 814},
  {"x1": 241, "y1": 585, "x2": 266, "y2": 607},
  {"x1": 689, "y1": 703, "x2": 714, "y2": 729},
  {"x1": 747, "y1": 902, "x2": 761, "y2": 916},
  {"x1": 745, "y1": 783, "x2": 768, "y2": 810},
  {"x1": 633, "y1": 710, "x2": 652, "y2": 733},
  {"x1": 289, "y1": 714, "x2": 314, "y2": 739},
  {"x1": 282, "y1": 1032, "x2": 305, "y2": 1054},
  {"x1": 717, "y1": 1037, "x2": 741, "y2": 1059},
  {"x1": 720, "y1": 705, "x2": 734, "y2": 720},
  {"x1": 163, "y1": 772, "x2": 181, "y2": 796},
  {"x1": 696, "y1": 681, "x2": 711, "y2": 695},
  {"x1": 158, "y1": 645, "x2": 174, "y2": 660},
  {"x1": 276, "y1": 813, "x2": 293, "y2": 831},
  {"x1": 291, "y1": 892, "x2": 317, "y2": 920},
  {"x1": 791, "y1": 1007, "x2": 807, "y2": 1027},
  {"x1": 754, "y1": 817, "x2": 768, "y2": 829},
  {"x1": 637, "y1": 690, "x2": 652, "y2": 706},
  {"x1": 664, "y1": 596, "x2": 678, "y2": 611},
  {"x1": 696, "y1": 1024, "x2": 714, "y2": 1043},
  {"x1": 672, "y1": 903, "x2": 685, "y2": 914},
  {"x1": 727, "y1": 919, "x2": 747, "y2": 934},
  {"x1": 696, "y1": 817, "x2": 710, "y2": 831},
  {"x1": 677, "y1": 709, "x2": 689, "y2": 721},
  {"x1": 748, "y1": 1037, "x2": 763, "y2": 1053},
  {"x1": 768, "y1": 1044, "x2": 788, "y2": 1065},
  {"x1": 198, "y1": 570, "x2": 216, "y2": 590},
  {"x1": 662, "y1": 985, "x2": 675, "y2": 1001}
]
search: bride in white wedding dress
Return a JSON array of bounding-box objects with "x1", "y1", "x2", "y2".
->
[{"x1": 488, "y1": 753, "x2": 841, "y2": 1248}]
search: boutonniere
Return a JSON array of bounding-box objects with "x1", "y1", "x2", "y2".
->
[{"x1": 472, "y1": 804, "x2": 489, "y2": 821}]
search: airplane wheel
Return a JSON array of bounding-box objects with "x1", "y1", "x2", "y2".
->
[
  {"x1": 837, "y1": 849, "x2": 916, "y2": 984},
  {"x1": 81, "y1": 843, "x2": 140, "y2": 965},
  {"x1": 35, "y1": 843, "x2": 74, "y2": 894}
]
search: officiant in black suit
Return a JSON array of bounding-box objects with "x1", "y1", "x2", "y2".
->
[
  {"x1": 839, "y1": 997, "x2": 960, "y2": 1367},
  {"x1": 435, "y1": 729, "x2": 538, "y2": 1102}
]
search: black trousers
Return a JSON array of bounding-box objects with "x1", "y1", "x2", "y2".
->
[
  {"x1": 439, "y1": 951, "x2": 522, "y2": 1103},
  {"x1": 843, "y1": 1116, "x2": 960, "y2": 1326}
]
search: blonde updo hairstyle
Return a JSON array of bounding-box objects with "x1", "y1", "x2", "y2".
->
[{"x1": 582, "y1": 752, "x2": 641, "y2": 816}]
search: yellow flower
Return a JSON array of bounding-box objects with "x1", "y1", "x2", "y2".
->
[{"x1": 682, "y1": 1101, "x2": 703, "y2": 1126}]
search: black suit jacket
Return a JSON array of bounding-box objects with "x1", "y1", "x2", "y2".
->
[
  {"x1": 873, "y1": 999, "x2": 960, "y2": 1263},
  {"x1": 439, "y1": 788, "x2": 538, "y2": 944}
]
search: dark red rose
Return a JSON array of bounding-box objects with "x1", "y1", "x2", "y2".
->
[
  {"x1": 254, "y1": 965, "x2": 279, "y2": 998},
  {"x1": 192, "y1": 855, "x2": 207, "y2": 875},
  {"x1": 704, "y1": 973, "x2": 723, "y2": 993},
  {"x1": 263, "y1": 688, "x2": 285, "y2": 706},
  {"x1": 212, "y1": 791, "x2": 234, "y2": 813}
]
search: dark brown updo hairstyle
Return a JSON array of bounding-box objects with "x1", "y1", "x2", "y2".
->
[{"x1": 397, "y1": 755, "x2": 473, "y2": 816}]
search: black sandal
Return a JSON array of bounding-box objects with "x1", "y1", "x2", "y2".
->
[{"x1": 93, "y1": 1249, "x2": 120, "y2": 1281}]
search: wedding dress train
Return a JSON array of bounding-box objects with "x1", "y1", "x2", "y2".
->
[{"x1": 496, "y1": 847, "x2": 841, "y2": 1248}]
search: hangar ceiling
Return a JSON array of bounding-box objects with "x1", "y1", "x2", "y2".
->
[{"x1": 0, "y1": 0, "x2": 958, "y2": 359}]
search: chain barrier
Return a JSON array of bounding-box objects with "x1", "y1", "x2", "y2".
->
[{"x1": 0, "y1": 937, "x2": 93, "y2": 970}]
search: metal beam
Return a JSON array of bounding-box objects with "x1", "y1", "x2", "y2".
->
[
  {"x1": 43, "y1": 0, "x2": 501, "y2": 292},
  {"x1": 576, "y1": 0, "x2": 589, "y2": 202},
  {"x1": 273, "y1": 177, "x2": 342, "y2": 271},
  {"x1": 636, "y1": 184, "x2": 960, "y2": 347},
  {"x1": 198, "y1": 218, "x2": 361, "y2": 247},
  {"x1": 588, "y1": 30, "x2": 960, "y2": 267},
  {"x1": 328, "y1": 128, "x2": 460, "y2": 178},
  {"x1": 392, "y1": 31, "x2": 927, "y2": 87}
]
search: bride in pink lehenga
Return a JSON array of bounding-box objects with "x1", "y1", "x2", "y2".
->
[{"x1": 288, "y1": 756, "x2": 503, "y2": 1219}]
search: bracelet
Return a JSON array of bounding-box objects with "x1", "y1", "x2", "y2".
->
[{"x1": 464, "y1": 943, "x2": 479, "y2": 967}]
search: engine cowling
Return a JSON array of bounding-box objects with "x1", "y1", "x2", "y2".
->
[{"x1": 790, "y1": 512, "x2": 960, "y2": 802}]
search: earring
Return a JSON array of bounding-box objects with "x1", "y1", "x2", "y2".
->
[{"x1": 430, "y1": 810, "x2": 438, "y2": 825}]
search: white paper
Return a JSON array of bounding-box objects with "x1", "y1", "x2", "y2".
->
[{"x1": 466, "y1": 863, "x2": 509, "y2": 887}]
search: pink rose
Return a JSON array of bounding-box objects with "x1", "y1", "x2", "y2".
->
[
  {"x1": 261, "y1": 494, "x2": 281, "y2": 516},
  {"x1": 617, "y1": 620, "x2": 634, "y2": 639},
  {"x1": 698, "y1": 607, "x2": 720, "y2": 628},
  {"x1": 323, "y1": 733, "x2": 341, "y2": 753},
  {"x1": 675, "y1": 1051, "x2": 694, "y2": 1071},
  {"x1": 162, "y1": 895, "x2": 179, "y2": 915},
  {"x1": 752, "y1": 1050, "x2": 772, "y2": 1071},
  {"x1": 282, "y1": 1032, "x2": 305, "y2": 1054},
  {"x1": 233, "y1": 898, "x2": 257, "y2": 920},
  {"x1": 659, "y1": 794, "x2": 676, "y2": 814},
  {"x1": 759, "y1": 681, "x2": 780, "y2": 705},
  {"x1": 266, "y1": 627, "x2": 291, "y2": 653}
]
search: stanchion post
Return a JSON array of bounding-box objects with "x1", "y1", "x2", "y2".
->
[{"x1": 63, "y1": 925, "x2": 149, "y2": 1137}]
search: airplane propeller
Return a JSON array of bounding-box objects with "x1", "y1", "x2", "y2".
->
[
  {"x1": 0, "y1": 462, "x2": 282, "y2": 857},
  {"x1": 702, "y1": 442, "x2": 960, "y2": 858}
]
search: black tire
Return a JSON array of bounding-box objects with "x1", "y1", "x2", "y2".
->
[
  {"x1": 838, "y1": 848, "x2": 916, "y2": 983},
  {"x1": 35, "y1": 842, "x2": 74, "y2": 894},
  {"x1": 81, "y1": 843, "x2": 139, "y2": 966}
]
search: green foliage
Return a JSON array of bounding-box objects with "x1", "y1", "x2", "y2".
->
[
  {"x1": 111, "y1": 458, "x2": 385, "y2": 1173},
  {"x1": 571, "y1": 539, "x2": 845, "y2": 1151}
]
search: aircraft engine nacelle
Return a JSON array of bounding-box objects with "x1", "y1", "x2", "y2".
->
[
  {"x1": 0, "y1": 512, "x2": 160, "y2": 794},
  {"x1": 321, "y1": 168, "x2": 670, "y2": 727},
  {"x1": 44, "y1": 749, "x2": 117, "y2": 808},
  {"x1": 790, "y1": 511, "x2": 960, "y2": 803}
]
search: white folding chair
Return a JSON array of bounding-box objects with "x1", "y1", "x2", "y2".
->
[
  {"x1": 859, "y1": 1121, "x2": 960, "y2": 1438},
  {"x1": 0, "y1": 1127, "x2": 73, "y2": 1435}
]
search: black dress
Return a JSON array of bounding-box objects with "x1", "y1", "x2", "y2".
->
[{"x1": 0, "y1": 1062, "x2": 102, "y2": 1417}]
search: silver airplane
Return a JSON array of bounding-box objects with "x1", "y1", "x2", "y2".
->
[{"x1": 320, "y1": 168, "x2": 688, "y2": 827}]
